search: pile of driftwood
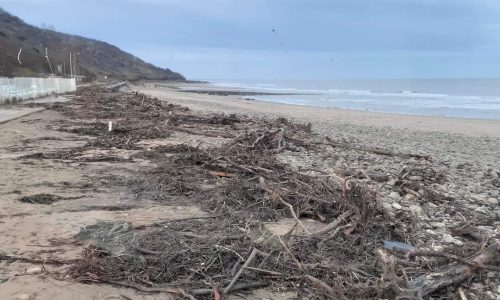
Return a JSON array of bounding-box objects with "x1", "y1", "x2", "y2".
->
[{"x1": 38, "y1": 87, "x2": 499, "y2": 299}]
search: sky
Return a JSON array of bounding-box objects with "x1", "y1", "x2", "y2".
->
[{"x1": 1, "y1": 0, "x2": 500, "y2": 80}]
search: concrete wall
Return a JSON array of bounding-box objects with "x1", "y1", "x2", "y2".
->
[{"x1": 0, "y1": 77, "x2": 76, "y2": 104}]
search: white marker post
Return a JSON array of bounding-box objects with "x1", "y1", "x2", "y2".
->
[{"x1": 108, "y1": 121, "x2": 113, "y2": 132}]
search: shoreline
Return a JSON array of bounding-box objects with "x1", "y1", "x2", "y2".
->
[
  {"x1": 188, "y1": 80, "x2": 500, "y2": 122},
  {"x1": 135, "y1": 82, "x2": 500, "y2": 138},
  {"x1": 249, "y1": 96, "x2": 500, "y2": 122}
]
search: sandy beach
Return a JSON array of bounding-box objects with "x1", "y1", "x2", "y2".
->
[
  {"x1": 134, "y1": 83, "x2": 500, "y2": 165},
  {"x1": 135, "y1": 82, "x2": 500, "y2": 137},
  {"x1": 0, "y1": 84, "x2": 498, "y2": 299},
  {"x1": 2, "y1": 0, "x2": 500, "y2": 298}
]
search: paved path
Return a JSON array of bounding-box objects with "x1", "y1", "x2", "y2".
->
[
  {"x1": 0, "y1": 107, "x2": 45, "y2": 124},
  {"x1": 0, "y1": 95, "x2": 70, "y2": 124}
]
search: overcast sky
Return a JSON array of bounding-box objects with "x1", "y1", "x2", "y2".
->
[{"x1": 2, "y1": 0, "x2": 500, "y2": 79}]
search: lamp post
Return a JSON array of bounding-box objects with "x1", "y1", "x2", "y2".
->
[
  {"x1": 69, "y1": 52, "x2": 73, "y2": 78},
  {"x1": 45, "y1": 47, "x2": 54, "y2": 77},
  {"x1": 74, "y1": 52, "x2": 80, "y2": 79}
]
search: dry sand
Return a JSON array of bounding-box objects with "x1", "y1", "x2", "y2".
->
[
  {"x1": 0, "y1": 84, "x2": 498, "y2": 299},
  {"x1": 0, "y1": 108, "x2": 207, "y2": 299},
  {"x1": 0, "y1": 95, "x2": 291, "y2": 300}
]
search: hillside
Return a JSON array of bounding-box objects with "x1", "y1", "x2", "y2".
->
[{"x1": 0, "y1": 7, "x2": 185, "y2": 81}]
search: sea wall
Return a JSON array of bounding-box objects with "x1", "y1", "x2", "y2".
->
[{"x1": 0, "y1": 77, "x2": 76, "y2": 104}]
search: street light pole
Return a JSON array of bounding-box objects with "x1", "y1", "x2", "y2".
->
[
  {"x1": 45, "y1": 47, "x2": 54, "y2": 77},
  {"x1": 74, "y1": 53, "x2": 78, "y2": 78},
  {"x1": 69, "y1": 52, "x2": 73, "y2": 78}
]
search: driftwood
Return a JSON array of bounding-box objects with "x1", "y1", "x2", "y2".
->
[
  {"x1": 408, "y1": 241, "x2": 500, "y2": 297},
  {"x1": 0, "y1": 254, "x2": 76, "y2": 265},
  {"x1": 172, "y1": 126, "x2": 236, "y2": 139},
  {"x1": 133, "y1": 246, "x2": 163, "y2": 256},
  {"x1": 379, "y1": 240, "x2": 500, "y2": 299},
  {"x1": 224, "y1": 248, "x2": 261, "y2": 295},
  {"x1": 87, "y1": 279, "x2": 197, "y2": 300},
  {"x1": 326, "y1": 136, "x2": 431, "y2": 160},
  {"x1": 179, "y1": 232, "x2": 244, "y2": 241},
  {"x1": 289, "y1": 136, "x2": 431, "y2": 160},
  {"x1": 278, "y1": 236, "x2": 346, "y2": 298},
  {"x1": 278, "y1": 235, "x2": 303, "y2": 271},
  {"x1": 306, "y1": 211, "x2": 352, "y2": 237},
  {"x1": 54, "y1": 87, "x2": 491, "y2": 299},
  {"x1": 83, "y1": 272, "x2": 267, "y2": 297},
  {"x1": 276, "y1": 195, "x2": 311, "y2": 234},
  {"x1": 408, "y1": 249, "x2": 500, "y2": 272},
  {"x1": 304, "y1": 274, "x2": 345, "y2": 299},
  {"x1": 191, "y1": 281, "x2": 268, "y2": 296}
]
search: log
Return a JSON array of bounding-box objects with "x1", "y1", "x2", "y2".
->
[
  {"x1": 406, "y1": 240, "x2": 500, "y2": 297},
  {"x1": 380, "y1": 240, "x2": 500, "y2": 299}
]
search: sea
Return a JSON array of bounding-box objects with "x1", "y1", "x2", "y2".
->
[{"x1": 208, "y1": 79, "x2": 500, "y2": 120}]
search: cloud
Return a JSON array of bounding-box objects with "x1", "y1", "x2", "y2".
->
[
  {"x1": 127, "y1": 44, "x2": 500, "y2": 79},
  {"x1": 122, "y1": 0, "x2": 268, "y2": 23},
  {"x1": 3, "y1": 0, "x2": 500, "y2": 78}
]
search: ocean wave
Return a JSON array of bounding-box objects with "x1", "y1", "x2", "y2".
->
[
  {"x1": 209, "y1": 81, "x2": 500, "y2": 119},
  {"x1": 212, "y1": 81, "x2": 325, "y2": 94},
  {"x1": 325, "y1": 89, "x2": 453, "y2": 99},
  {"x1": 331, "y1": 99, "x2": 377, "y2": 103},
  {"x1": 212, "y1": 82, "x2": 471, "y2": 100}
]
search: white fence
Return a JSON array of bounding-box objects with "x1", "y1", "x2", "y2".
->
[{"x1": 0, "y1": 77, "x2": 76, "y2": 104}]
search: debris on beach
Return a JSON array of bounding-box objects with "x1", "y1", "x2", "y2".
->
[
  {"x1": 19, "y1": 193, "x2": 62, "y2": 205},
  {"x1": 19, "y1": 87, "x2": 499, "y2": 299}
]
